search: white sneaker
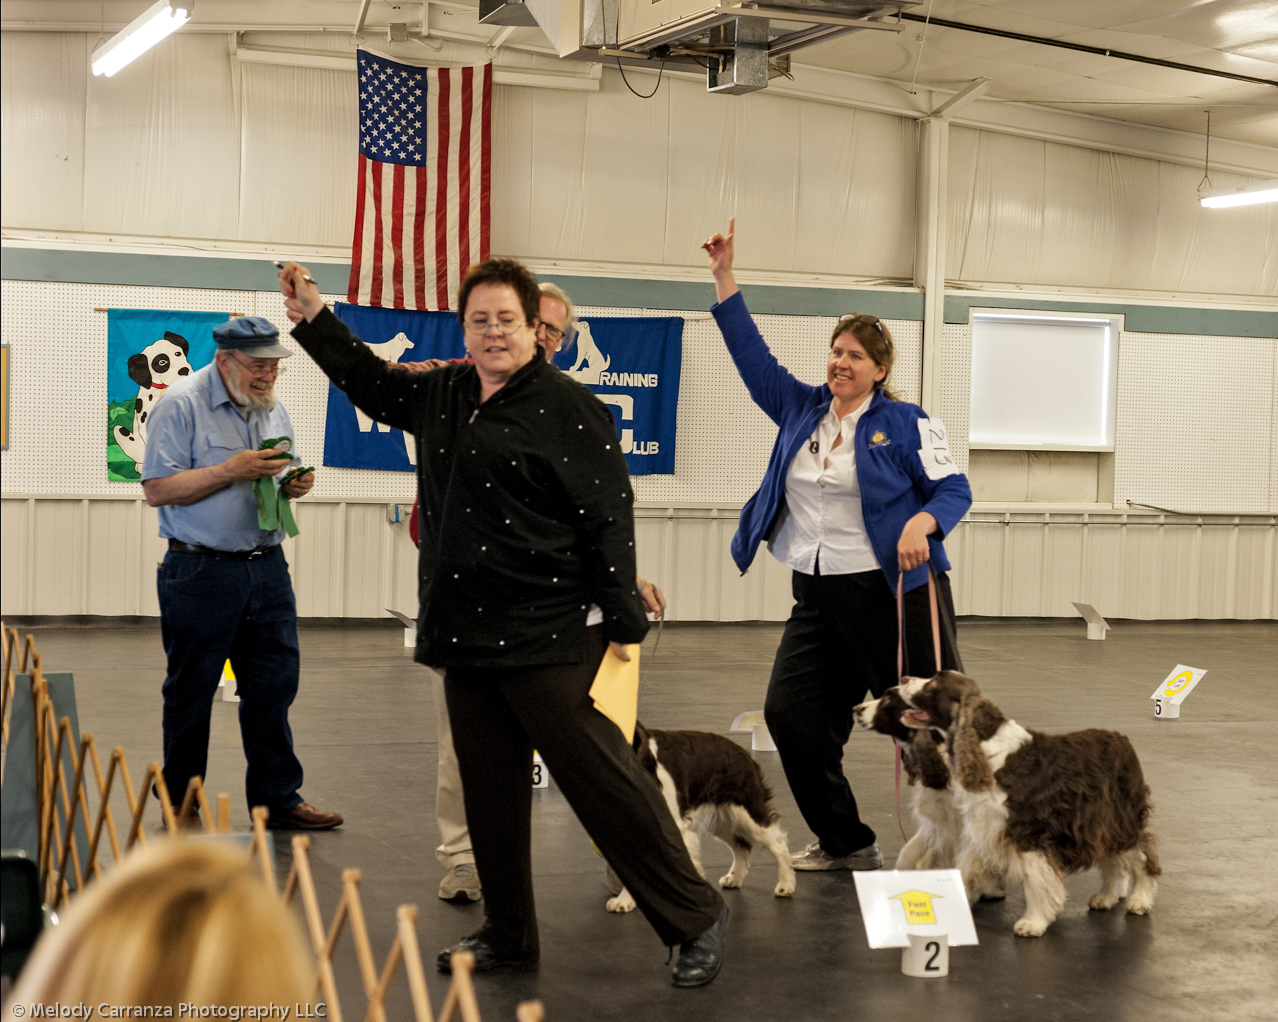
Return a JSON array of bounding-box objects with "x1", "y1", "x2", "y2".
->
[
  {"x1": 791, "y1": 841, "x2": 883, "y2": 871},
  {"x1": 438, "y1": 863, "x2": 482, "y2": 901}
]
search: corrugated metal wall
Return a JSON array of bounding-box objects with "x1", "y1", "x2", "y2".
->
[
  {"x1": 4, "y1": 32, "x2": 1276, "y2": 293},
  {"x1": 2, "y1": 498, "x2": 1272, "y2": 621}
]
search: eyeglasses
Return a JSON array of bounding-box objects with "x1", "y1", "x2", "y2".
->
[
  {"x1": 227, "y1": 350, "x2": 286, "y2": 377},
  {"x1": 538, "y1": 322, "x2": 566, "y2": 344},
  {"x1": 464, "y1": 317, "x2": 526, "y2": 336}
]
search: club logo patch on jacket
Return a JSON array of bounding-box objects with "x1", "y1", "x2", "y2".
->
[{"x1": 867, "y1": 430, "x2": 892, "y2": 449}]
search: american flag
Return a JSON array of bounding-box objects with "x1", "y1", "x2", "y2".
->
[{"x1": 348, "y1": 50, "x2": 492, "y2": 310}]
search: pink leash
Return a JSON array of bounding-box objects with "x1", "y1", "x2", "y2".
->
[{"x1": 892, "y1": 567, "x2": 942, "y2": 843}]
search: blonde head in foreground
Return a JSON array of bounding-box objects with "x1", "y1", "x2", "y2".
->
[{"x1": 8, "y1": 838, "x2": 313, "y2": 1011}]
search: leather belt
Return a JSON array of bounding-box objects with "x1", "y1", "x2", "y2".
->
[{"x1": 168, "y1": 539, "x2": 275, "y2": 561}]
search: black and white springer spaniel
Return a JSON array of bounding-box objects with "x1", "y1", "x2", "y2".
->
[
  {"x1": 897, "y1": 671, "x2": 1160, "y2": 937},
  {"x1": 606, "y1": 721, "x2": 796, "y2": 913}
]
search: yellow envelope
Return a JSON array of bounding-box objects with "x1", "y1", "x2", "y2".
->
[{"x1": 589, "y1": 644, "x2": 641, "y2": 744}]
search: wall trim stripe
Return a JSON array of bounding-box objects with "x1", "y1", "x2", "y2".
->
[
  {"x1": 0, "y1": 246, "x2": 352, "y2": 296},
  {"x1": 944, "y1": 294, "x2": 1278, "y2": 338},
  {"x1": 0, "y1": 246, "x2": 923, "y2": 318},
  {"x1": 4, "y1": 246, "x2": 1273, "y2": 335}
]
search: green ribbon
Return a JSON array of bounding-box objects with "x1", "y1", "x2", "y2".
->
[{"x1": 254, "y1": 437, "x2": 302, "y2": 538}]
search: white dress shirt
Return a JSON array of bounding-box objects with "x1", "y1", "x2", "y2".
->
[{"x1": 769, "y1": 398, "x2": 880, "y2": 576}]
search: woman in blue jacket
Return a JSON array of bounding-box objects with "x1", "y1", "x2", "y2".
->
[{"x1": 702, "y1": 220, "x2": 972, "y2": 871}]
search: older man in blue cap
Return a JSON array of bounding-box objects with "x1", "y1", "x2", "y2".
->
[{"x1": 141, "y1": 316, "x2": 341, "y2": 830}]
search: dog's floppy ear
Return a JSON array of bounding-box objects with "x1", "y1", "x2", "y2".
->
[
  {"x1": 164, "y1": 331, "x2": 189, "y2": 355},
  {"x1": 953, "y1": 694, "x2": 995, "y2": 792},
  {"x1": 911, "y1": 729, "x2": 951, "y2": 789},
  {"x1": 935, "y1": 670, "x2": 981, "y2": 699},
  {"x1": 631, "y1": 721, "x2": 657, "y2": 773},
  {"x1": 127, "y1": 352, "x2": 152, "y2": 388}
]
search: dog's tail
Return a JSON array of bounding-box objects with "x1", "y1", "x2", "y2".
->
[
  {"x1": 745, "y1": 759, "x2": 780, "y2": 827},
  {"x1": 1137, "y1": 830, "x2": 1162, "y2": 878}
]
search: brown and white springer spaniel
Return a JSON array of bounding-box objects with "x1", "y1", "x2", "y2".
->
[
  {"x1": 897, "y1": 671, "x2": 1161, "y2": 937},
  {"x1": 853, "y1": 690, "x2": 1006, "y2": 899},
  {"x1": 607, "y1": 721, "x2": 796, "y2": 913},
  {"x1": 853, "y1": 690, "x2": 961, "y2": 871}
]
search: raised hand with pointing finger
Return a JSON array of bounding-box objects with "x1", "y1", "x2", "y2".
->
[{"x1": 701, "y1": 217, "x2": 739, "y2": 303}]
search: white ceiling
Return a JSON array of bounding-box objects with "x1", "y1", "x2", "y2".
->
[
  {"x1": 4, "y1": 0, "x2": 1276, "y2": 145},
  {"x1": 800, "y1": 0, "x2": 1278, "y2": 145}
]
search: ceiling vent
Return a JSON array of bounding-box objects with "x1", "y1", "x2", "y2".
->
[{"x1": 480, "y1": 0, "x2": 919, "y2": 93}]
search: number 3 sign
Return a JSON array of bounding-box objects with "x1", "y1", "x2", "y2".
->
[{"x1": 532, "y1": 751, "x2": 549, "y2": 788}]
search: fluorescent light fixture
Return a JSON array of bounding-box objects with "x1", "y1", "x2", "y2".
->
[
  {"x1": 91, "y1": 1, "x2": 193, "y2": 78},
  {"x1": 1198, "y1": 178, "x2": 1278, "y2": 208}
]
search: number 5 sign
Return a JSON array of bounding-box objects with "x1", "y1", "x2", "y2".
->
[{"x1": 1150, "y1": 664, "x2": 1207, "y2": 720}]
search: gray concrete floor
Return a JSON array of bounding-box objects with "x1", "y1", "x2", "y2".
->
[{"x1": 11, "y1": 616, "x2": 1278, "y2": 1022}]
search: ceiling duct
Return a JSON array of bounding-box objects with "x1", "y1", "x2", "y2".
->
[
  {"x1": 478, "y1": 0, "x2": 539, "y2": 28},
  {"x1": 481, "y1": 0, "x2": 918, "y2": 93},
  {"x1": 707, "y1": 17, "x2": 769, "y2": 94}
]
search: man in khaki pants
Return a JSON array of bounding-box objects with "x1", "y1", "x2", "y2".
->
[{"x1": 430, "y1": 668, "x2": 483, "y2": 899}]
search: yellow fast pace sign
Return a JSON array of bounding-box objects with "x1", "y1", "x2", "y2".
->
[{"x1": 891, "y1": 889, "x2": 941, "y2": 925}]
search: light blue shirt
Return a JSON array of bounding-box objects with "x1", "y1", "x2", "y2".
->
[{"x1": 142, "y1": 363, "x2": 300, "y2": 552}]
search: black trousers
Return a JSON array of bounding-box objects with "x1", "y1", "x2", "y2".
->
[
  {"x1": 445, "y1": 626, "x2": 723, "y2": 957},
  {"x1": 764, "y1": 567, "x2": 963, "y2": 857}
]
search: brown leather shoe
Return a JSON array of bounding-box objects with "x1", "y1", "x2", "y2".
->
[{"x1": 267, "y1": 802, "x2": 343, "y2": 830}]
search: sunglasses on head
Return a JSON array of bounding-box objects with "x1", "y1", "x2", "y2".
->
[{"x1": 838, "y1": 313, "x2": 885, "y2": 334}]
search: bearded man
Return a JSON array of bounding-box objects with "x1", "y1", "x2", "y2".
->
[{"x1": 141, "y1": 316, "x2": 341, "y2": 830}]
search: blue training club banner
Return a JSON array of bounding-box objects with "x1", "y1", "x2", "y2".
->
[
  {"x1": 326, "y1": 303, "x2": 466, "y2": 471},
  {"x1": 327, "y1": 304, "x2": 683, "y2": 475},
  {"x1": 552, "y1": 316, "x2": 682, "y2": 475}
]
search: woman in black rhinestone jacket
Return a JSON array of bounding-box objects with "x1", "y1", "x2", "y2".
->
[{"x1": 279, "y1": 259, "x2": 726, "y2": 987}]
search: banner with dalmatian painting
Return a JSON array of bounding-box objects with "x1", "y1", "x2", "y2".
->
[
  {"x1": 106, "y1": 309, "x2": 228, "y2": 482},
  {"x1": 326, "y1": 303, "x2": 682, "y2": 475}
]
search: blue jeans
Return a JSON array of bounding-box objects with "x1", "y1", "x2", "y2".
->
[{"x1": 158, "y1": 546, "x2": 304, "y2": 813}]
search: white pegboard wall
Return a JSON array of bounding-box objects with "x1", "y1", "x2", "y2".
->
[
  {"x1": 1272, "y1": 351, "x2": 1278, "y2": 515},
  {"x1": 1113, "y1": 332, "x2": 1276, "y2": 514},
  {"x1": 1, "y1": 279, "x2": 923, "y2": 506},
  {"x1": 0, "y1": 281, "x2": 262, "y2": 495},
  {"x1": 0, "y1": 281, "x2": 413, "y2": 501},
  {"x1": 936, "y1": 323, "x2": 973, "y2": 475}
]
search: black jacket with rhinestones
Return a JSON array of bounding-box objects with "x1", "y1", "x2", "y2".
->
[{"x1": 292, "y1": 307, "x2": 649, "y2": 669}]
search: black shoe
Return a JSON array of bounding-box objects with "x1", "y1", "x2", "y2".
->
[
  {"x1": 435, "y1": 936, "x2": 538, "y2": 974},
  {"x1": 671, "y1": 903, "x2": 729, "y2": 988}
]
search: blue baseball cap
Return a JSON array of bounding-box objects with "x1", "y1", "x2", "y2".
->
[{"x1": 213, "y1": 316, "x2": 293, "y2": 358}]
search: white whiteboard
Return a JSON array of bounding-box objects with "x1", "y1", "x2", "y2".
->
[{"x1": 969, "y1": 312, "x2": 1120, "y2": 452}]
